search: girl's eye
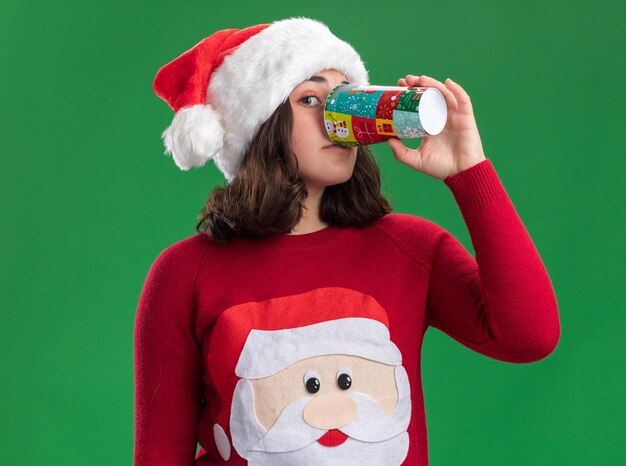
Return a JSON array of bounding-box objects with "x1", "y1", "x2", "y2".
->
[{"x1": 300, "y1": 95, "x2": 321, "y2": 107}]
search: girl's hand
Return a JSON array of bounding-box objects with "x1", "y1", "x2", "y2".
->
[{"x1": 387, "y1": 75, "x2": 487, "y2": 180}]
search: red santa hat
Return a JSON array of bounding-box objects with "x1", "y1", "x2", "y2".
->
[
  {"x1": 206, "y1": 286, "x2": 402, "y2": 461},
  {"x1": 153, "y1": 17, "x2": 369, "y2": 182}
]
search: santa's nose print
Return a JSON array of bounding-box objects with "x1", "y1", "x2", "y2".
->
[{"x1": 303, "y1": 392, "x2": 358, "y2": 429}]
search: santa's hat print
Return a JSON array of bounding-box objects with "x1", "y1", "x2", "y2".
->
[
  {"x1": 153, "y1": 17, "x2": 369, "y2": 182},
  {"x1": 206, "y1": 286, "x2": 403, "y2": 462}
]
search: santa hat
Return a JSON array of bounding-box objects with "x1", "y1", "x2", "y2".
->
[
  {"x1": 206, "y1": 287, "x2": 402, "y2": 461},
  {"x1": 153, "y1": 17, "x2": 369, "y2": 182}
]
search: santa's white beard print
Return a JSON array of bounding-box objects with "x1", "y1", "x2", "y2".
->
[{"x1": 230, "y1": 366, "x2": 412, "y2": 465}]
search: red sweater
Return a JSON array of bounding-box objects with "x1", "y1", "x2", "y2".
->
[{"x1": 134, "y1": 158, "x2": 560, "y2": 465}]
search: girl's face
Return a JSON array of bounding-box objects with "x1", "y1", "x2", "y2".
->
[{"x1": 288, "y1": 69, "x2": 358, "y2": 192}]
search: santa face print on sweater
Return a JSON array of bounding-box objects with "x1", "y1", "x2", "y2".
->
[
  {"x1": 231, "y1": 351, "x2": 411, "y2": 465},
  {"x1": 208, "y1": 287, "x2": 412, "y2": 465}
]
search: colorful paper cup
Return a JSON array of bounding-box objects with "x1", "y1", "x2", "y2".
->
[{"x1": 324, "y1": 84, "x2": 447, "y2": 147}]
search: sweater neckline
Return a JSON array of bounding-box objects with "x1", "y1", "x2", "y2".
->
[{"x1": 234, "y1": 224, "x2": 346, "y2": 251}]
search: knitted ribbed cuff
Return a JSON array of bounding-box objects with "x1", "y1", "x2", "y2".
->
[{"x1": 443, "y1": 158, "x2": 508, "y2": 211}]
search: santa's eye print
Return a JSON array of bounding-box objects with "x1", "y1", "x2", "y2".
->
[
  {"x1": 336, "y1": 368, "x2": 352, "y2": 390},
  {"x1": 304, "y1": 370, "x2": 321, "y2": 394}
]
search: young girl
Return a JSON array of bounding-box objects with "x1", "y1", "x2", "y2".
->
[{"x1": 134, "y1": 17, "x2": 560, "y2": 466}]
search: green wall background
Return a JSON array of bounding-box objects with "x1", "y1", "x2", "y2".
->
[{"x1": 1, "y1": 0, "x2": 624, "y2": 464}]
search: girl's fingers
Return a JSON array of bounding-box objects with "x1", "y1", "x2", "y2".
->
[
  {"x1": 387, "y1": 137, "x2": 423, "y2": 173},
  {"x1": 398, "y1": 78, "x2": 408, "y2": 86},
  {"x1": 388, "y1": 137, "x2": 415, "y2": 161},
  {"x1": 444, "y1": 78, "x2": 473, "y2": 112},
  {"x1": 407, "y1": 75, "x2": 458, "y2": 112}
]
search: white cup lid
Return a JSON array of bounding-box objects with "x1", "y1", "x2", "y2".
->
[{"x1": 420, "y1": 88, "x2": 447, "y2": 135}]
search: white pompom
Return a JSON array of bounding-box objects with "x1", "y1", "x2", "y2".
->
[
  {"x1": 213, "y1": 423, "x2": 231, "y2": 461},
  {"x1": 161, "y1": 104, "x2": 225, "y2": 170}
]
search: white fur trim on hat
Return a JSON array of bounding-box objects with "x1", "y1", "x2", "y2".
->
[{"x1": 234, "y1": 317, "x2": 402, "y2": 379}]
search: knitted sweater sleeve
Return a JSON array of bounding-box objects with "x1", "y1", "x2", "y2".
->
[
  {"x1": 134, "y1": 238, "x2": 208, "y2": 465},
  {"x1": 425, "y1": 159, "x2": 561, "y2": 363}
]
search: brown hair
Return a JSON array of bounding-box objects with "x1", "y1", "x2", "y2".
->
[{"x1": 195, "y1": 99, "x2": 393, "y2": 244}]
